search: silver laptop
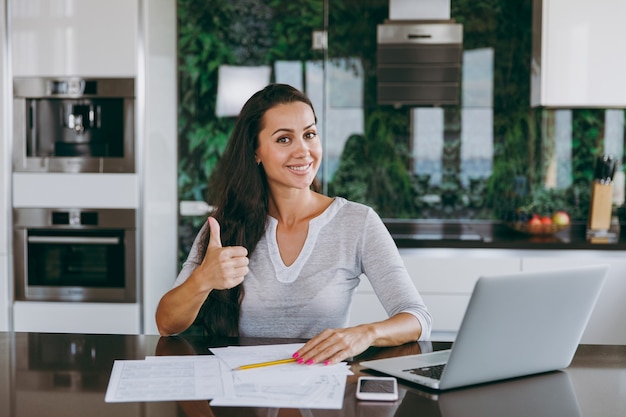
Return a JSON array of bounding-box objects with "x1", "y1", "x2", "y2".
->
[{"x1": 360, "y1": 264, "x2": 608, "y2": 390}]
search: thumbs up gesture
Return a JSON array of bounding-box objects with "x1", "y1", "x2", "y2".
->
[{"x1": 197, "y1": 217, "x2": 249, "y2": 291}]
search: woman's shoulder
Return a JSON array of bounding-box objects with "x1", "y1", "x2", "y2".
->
[
  {"x1": 334, "y1": 196, "x2": 377, "y2": 215},
  {"x1": 329, "y1": 197, "x2": 383, "y2": 227}
]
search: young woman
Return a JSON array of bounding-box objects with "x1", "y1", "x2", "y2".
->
[{"x1": 156, "y1": 83, "x2": 431, "y2": 365}]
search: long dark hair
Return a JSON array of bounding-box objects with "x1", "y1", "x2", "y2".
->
[{"x1": 193, "y1": 83, "x2": 317, "y2": 337}]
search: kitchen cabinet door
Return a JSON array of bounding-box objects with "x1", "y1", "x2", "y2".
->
[
  {"x1": 13, "y1": 301, "x2": 141, "y2": 334},
  {"x1": 531, "y1": 0, "x2": 626, "y2": 107},
  {"x1": 11, "y1": 0, "x2": 138, "y2": 77},
  {"x1": 521, "y1": 254, "x2": 626, "y2": 345}
]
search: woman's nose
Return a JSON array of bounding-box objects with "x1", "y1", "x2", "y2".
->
[{"x1": 292, "y1": 138, "x2": 310, "y2": 156}]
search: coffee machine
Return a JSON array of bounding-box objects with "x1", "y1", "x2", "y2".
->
[{"x1": 13, "y1": 77, "x2": 135, "y2": 173}]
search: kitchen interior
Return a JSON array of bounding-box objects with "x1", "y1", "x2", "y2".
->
[
  {"x1": 1, "y1": 0, "x2": 626, "y2": 346},
  {"x1": 1, "y1": 1, "x2": 626, "y2": 416}
]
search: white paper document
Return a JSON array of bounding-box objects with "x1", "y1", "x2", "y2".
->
[
  {"x1": 105, "y1": 355, "x2": 227, "y2": 402},
  {"x1": 104, "y1": 343, "x2": 352, "y2": 409},
  {"x1": 209, "y1": 343, "x2": 353, "y2": 409}
]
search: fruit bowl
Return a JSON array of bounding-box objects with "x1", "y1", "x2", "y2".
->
[{"x1": 507, "y1": 221, "x2": 570, "y2": 235}]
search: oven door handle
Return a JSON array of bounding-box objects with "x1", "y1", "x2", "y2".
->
[{"x1": 27, "y1": 236, "x2": 120, "y2": 245}]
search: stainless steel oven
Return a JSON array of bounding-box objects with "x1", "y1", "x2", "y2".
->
[
  {"x1": 13, "y1": 77, "x2": 135, "y2": 173},
  {"x1": 13, "y1": 208, "x2": 137, "y2": 302}
]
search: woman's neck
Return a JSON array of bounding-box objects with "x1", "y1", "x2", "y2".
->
[{"x1": 268, "y1": 189, "x2": 330, "y2": 228}]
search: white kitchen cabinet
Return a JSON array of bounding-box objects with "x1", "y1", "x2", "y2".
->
[
  {"x1": 140, "y1": 0, "x2": 178, "y2": 335},
  {"x1": 521, "y1": 252, "x2": 626, "y2": 345},
  {"x1": 350, "y1": 249, "x2": 521, "y2": 340},
  {"x1": 13, "y1": 301, "x2": 140, "y2": 334},
  {"x1": 12, "y1": 173, "x2": 139, "y2": 208},
  {"x1": 7, "y1": 0, "x2": 177, "y2": 336},
  {"x1": 531, "y1": 0, "x2": 626, "y2": 107},
  {"x1": 10, "y1": 0, "x2": 138, "y2": 77},
  {"x1": 351, "y1": 247, "x2": 626, "y2": 345}
]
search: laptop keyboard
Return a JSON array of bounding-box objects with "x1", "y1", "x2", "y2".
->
[{"x1": 403, "y1": 364, "x2": 446, "y2": 380}]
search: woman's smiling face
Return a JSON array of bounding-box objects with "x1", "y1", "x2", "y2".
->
[{"x1": 255, "y1": 101, "x2": 322, "y2": 192}]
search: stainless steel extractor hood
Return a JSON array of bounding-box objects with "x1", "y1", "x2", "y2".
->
[{"x1": 377, "y1": 0, "x2": 463, "y2": 107}]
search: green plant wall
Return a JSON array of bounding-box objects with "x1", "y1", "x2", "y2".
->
[{"x1": 177, "y1": 0, "x2": 625, "y2": 262}]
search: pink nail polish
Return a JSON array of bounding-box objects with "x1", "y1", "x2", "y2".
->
[
  {"x1": 292, "y1": 352, "x2": 299, "y2": 359},
  {"x1": 297, "y1": 358, "x2": 304, "y2": 364},
  {"x1": 324, "y1": 360, "x2": 330, "y2": 366},
  {"x1": 305, "y1": 359, "x2": 314, "y2": 365}
]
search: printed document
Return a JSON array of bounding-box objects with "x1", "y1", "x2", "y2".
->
[
  {"x1": 104, "y1": 343, "x2": 351, "y2": 409},
  {"x1": 209, "y1": 343, "x2": 352, "y2": 409},
  {"x1": 105, "y1": 355, "x2": 227, "y2": 402}
]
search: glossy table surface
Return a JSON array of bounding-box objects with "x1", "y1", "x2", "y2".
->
[{"x1": 1, "y1": 332, "x2": 625, "y2": 416}]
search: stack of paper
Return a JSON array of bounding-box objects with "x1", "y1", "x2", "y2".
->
[{"x1": 105, "y1": 343, "x2": 352, "y2": 409}]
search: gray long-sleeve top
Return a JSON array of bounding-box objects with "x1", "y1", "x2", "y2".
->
[{"x1": 174, "y1": 197, "x2": 432, "y2": 340}]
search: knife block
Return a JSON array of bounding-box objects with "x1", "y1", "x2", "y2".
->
[{"x1": 588, "y1": 181, "x2": 613, "y2": 232}]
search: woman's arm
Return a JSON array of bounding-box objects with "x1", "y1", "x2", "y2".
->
[
  {"x1": 155, "y1": 270, "x2": 214, "y2": 336},
  {"x1": 358, "y1": 209, "x2": 432, "y2": 340},
  {"x1": 155, "y1": 217, "x2": 249, "y2": 336}
]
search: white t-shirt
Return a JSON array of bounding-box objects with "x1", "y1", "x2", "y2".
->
[{"x1": 174, "y1": 197, "x2": 432, "y2": 340}]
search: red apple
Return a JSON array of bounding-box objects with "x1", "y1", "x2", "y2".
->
[
  {"x1": 528, "y1": 215, "x2": 542, "y2": 226},
  {"x1": 552, "y1": 210, "x2": 571, "y2": 226},
  {"x1": 541, "y1": 216, "x2": 553, "y2": 225}
]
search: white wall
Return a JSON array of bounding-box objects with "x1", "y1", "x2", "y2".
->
[{"x1": 0, "y1": 0, "x2": 10, "y2": 332}]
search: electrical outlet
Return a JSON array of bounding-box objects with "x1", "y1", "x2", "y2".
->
[{"x1": 312, "y1": 30, "x2": 328, "y2": 50}]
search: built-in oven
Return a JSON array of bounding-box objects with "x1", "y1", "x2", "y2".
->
[
  {"x1": 13, "y1": 77, "x2": 135, "y2": 173},
  {"x1": 13, "y1": 208, "x2": 137, "y2": 303}
]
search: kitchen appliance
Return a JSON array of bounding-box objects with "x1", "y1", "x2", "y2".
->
[
  {"x1": 377, "y1": 21, "x2": 463, "y2": 106},
  {"x1": 13, "y1": 77, "x2": 135, "y2": 173},
  {"x1": 13, "y1": 208, "x2": 136, "y2": 302}
]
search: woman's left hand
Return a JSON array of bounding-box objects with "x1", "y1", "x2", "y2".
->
[
  {"x1": 292, "y1": 313, "x2": 423, "y2": 365},
  {"x1": 293, "y1": 325, "x2": 375, "y2": 366}
]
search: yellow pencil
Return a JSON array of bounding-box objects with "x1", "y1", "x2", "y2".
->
[{"x1": 234, "y1": 357, "x2": 297, "y2": 371}]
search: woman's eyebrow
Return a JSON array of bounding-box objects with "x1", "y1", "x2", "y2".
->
[
  {"x1": 271, "y1": 122, "x2": 316, "y2": 136},
  {"x1": 271, "y1": 127, "x2": 293, "y2": 136}
]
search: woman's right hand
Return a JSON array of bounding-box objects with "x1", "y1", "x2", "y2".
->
[
  {"x1": 191, "y1": 217, "x2": 249, "y2": 292},
  {"x1": 155, "y1": 217, "x2": 249, "y2": 336}
]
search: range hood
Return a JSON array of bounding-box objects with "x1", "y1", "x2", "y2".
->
[{"x1": 377, "y1": 0, "x2": 463, "y2": 107}]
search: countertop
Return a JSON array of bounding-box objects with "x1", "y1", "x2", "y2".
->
[
  {"x1": 1, "y1": 332, "x2": 625, "y2": 417},
  {"x1": 385, "y1": 219, "x2": 626, "y2": 250}
]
